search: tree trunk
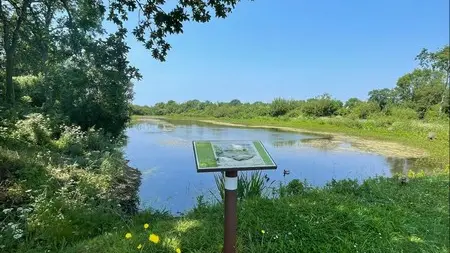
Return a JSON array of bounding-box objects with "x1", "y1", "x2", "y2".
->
[
  {"x1": 439, "y1": 72, "x2": 449, "y2": 115},
  {"x1": 5, "y1": 50, "x2": 15, "y2": 104}
]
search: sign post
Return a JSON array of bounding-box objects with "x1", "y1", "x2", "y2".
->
[{"x1": 193, "y1": 140, "x2": 277, "y2": 253}]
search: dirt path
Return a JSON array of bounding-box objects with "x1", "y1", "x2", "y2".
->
[{"x1": 197, "y1": 119, "x2": 428, "y2": 159}]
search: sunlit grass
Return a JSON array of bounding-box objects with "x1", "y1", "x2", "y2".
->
[{"x1": 56, "y1": 171, "x2": 449, "y2": 253}]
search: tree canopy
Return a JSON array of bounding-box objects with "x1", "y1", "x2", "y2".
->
[{"x1": 1, "y1": 0, "x2": 246, "y2": 135}]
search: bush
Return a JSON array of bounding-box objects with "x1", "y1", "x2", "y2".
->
[
  {"x1": 286, "y1": 179, "x2": 305, "y2": 195},
  {"x1": 12, "y1": 113, "x2": 52, "y2": 145},
  {"x1": 388, "y1": 106, "x2": 418, "y2": 120},
  {"x1": 302, "y1": 95, "x2": 343, "y2": 117},
  {"x1": 424, "y1": 104, "x2": 444, "y2": 121},
  {"x1": 348, "y1": 102, "x2": 380, "y2": 119},
  {"x1": 270, "y1": 98, "x2": 294, "y2": 117},
  {"x1": 14, "y1": 75, "x2": 46, "y2": 107}
]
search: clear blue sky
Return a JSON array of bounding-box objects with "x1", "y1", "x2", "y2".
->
[{"x1": 112, "y1": 0, "x2": 449, "y2": 106}]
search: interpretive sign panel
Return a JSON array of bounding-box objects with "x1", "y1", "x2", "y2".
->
[{"x1": 193, "y1": 140, "x2": 277, "y2": 172}]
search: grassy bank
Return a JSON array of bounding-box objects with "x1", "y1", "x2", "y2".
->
[
  {"x1": 62, "y1": 172, "x2": 449, "y2": 253},
  {"x1": 10, "y1": 115, "x2": 448, "y2": 252},
  {"x1": 134, "y1": 115, "x2": 449, "y2": 167},
  {"x1": 0, "y1": 114, "x2": 141, "y2": 252}
]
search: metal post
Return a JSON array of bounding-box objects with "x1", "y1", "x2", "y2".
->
[{"x1": 224, "y1": 170, "x2": 238, "y2": 253}]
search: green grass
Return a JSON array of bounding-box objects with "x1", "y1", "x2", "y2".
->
[
  {"x1": 55, "y1": 172, "x2": 448, "y2": 253},
  {"x1": 195, "y1": 142, "x2": 217, "y2": 168},
  {"x1": 253, "y1": 141, "x2": 274, "y2": 166}
]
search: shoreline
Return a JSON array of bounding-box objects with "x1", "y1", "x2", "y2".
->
[{"x1": 133, "y1": 116, "x2": 429, "y2": 159}]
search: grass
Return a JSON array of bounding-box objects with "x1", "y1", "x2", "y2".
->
[{"x1": 56, "y1": 172, "x2": 448, "y2": 253}]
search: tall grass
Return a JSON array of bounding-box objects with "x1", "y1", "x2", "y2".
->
[{"x1": 214, "y1": 171, "x2": 273, "y2": 201}]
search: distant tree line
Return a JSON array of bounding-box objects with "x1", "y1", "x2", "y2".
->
[{"x1": 133, "y1": 46, "x2": 449, "y2": 121}]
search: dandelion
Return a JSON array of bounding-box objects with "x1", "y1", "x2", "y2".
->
[
  {"x1": 261, "y1": 230, "x2": 265, "y2": 234},
  {"x1": 137, "y1": 244, "x2": 143, "y2": 250},
  {"x1": 144, "y1": 223, "x2": 149, "y2": 229},
  {"x1": 125, "y1": 233, "x2": 132, "y2": 239},
  {"x1": 149, "y1": 233, "x2": 160, "y2": 244},
  {"x1": 176, "y1": 248, "x2": 181, "y2": 253}
]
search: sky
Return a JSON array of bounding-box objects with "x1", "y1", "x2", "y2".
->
[{"x1": 108, "y1": 0, "x2": 449, "y2": 106}]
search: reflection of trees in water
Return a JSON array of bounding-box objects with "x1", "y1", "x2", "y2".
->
[
  {"x1": 272, "y1": 139, "x2": 302, "y2": 147},
  {"x1": 299, "y1": 137, "x2": 339, "y2": 151},
  {"x1": 385, "y1": 157, "x2": 423, "y2": 175}
]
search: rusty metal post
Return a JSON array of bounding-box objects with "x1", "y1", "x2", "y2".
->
[{"x1": 224, "y1": 170, "x2": 238, "y2": 253}]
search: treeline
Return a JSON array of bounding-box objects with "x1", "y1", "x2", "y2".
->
[{"x1": 134, "y1": 46, "x2": 449, "y2": 121}]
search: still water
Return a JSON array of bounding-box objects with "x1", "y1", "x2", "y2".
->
[{"x1": 125, "y1": 119, "x2": 410, "y2": 213}]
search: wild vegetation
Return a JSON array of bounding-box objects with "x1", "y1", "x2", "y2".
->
[
  {"x1": 1, "y1": 0, "x2": 246, "y2": 252},
  {"x1": 1, "y1": 0, "x2": 448, "y2": 252}
]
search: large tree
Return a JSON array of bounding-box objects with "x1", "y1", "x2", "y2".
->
[
  {"x1": 1, "y1": 0, "x2": 244, "y2": 103},
  {"x1": 415, "y1": 46, "x2": 449, "y2": 114},
  {"x1": 368, "y1": 88, "x2": 396, "y2": 110}
]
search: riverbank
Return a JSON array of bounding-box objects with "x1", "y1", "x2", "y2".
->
[
  {"x1": 15, "y1": 115, "x2": 449, "y2": 252},
  {"x1": 133, "y1": 115, "x2": 449, "y2": 167},
  {"x1": 61, "y1": 170, "x2": 449, "y2": 253}
]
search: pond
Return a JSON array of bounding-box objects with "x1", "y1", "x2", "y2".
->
[{"x1": 125, "y1": 119, "x2": 415, "y2": 214}]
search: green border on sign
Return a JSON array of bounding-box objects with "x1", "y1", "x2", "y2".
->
[
  {"x1": 253, "y1": 141, "x2": 274, "y2": 166},
  {"x1": 195, "y1": 141, "x2": 217, "y2": 168}
]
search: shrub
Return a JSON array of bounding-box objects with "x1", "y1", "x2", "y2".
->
[
  {"x1": 286, "y1": 179, "x2": 305, "y2": 195},
  {"x1": 348, "y1": 102, "x2": 380, "y2": 119},
  {"x1": 270, "y1": 98, "x2": 294, "y2": 117},
  {"x1": 302, "y1": 95, "x2": 343, "y2": 117},
  {"x1": 55, "y1": 125, "x2": 85, "y2": 156},
  {"x1": 388, "y1": 106, "x2": 418, "y2": 120},
  {"x1": 14, "y1": 75, "x2": 46, "y2": 107},
  {"x1": 12, "y1": 113, "x2": 52, "y2": 145},
  {"x1": 424, "y1": 104, "x2": 445, "y2": 121}
]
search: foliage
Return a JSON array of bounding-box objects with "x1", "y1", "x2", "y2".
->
[
  {"x1": 270, "y1": 98, "x2": 295, "y2": 117},
  {"x1": 0, "y1": 111, "x2": 139, "y2": 252},
  {"x1": 301, "y1": 94, "x2": 343, "y2": 117},
  {"x1": 214, "y1": 171, "x2": 272, "y2": 201},
  {"x1": 348, "y1": 101, "x2": 380, "y2": 119},
  {"x1": 57, "y1": 173, "x2": 448, "y2": 253},
  {"x1": 12, "y1": 113, "x2": 52, "y2": 145}
]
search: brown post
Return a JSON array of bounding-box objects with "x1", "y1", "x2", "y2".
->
[{"x1": 224, "y1": 170, "x2": 238, "y2": 253}]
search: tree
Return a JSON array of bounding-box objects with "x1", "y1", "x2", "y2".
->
[
  {"x1": 2, "y1": 0, "x2": 245, "y2": 103},
  {"x1": 1, "y1": 0, "x2": 31, "y2": 104},
  {"x1": 368, "y1": 88, "x2": 396, "y2": 111},
  {"x1": 1, "y1": 0, "x2": 104, "y2": 104},
  {"x1": 415, "y1": 46, "x2": 449, "y2": 114},
  {"x1": 395, "y1": 69, "x2": 446, "y2": 117},
  {"x1": 345, "y1": 97, "x2": 362, "y2": 109},
  {"x1": 229, "y1": 99, "x2": 242, "y2": 106}
]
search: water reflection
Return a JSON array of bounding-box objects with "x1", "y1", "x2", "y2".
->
[{"x1": 385, "y1": 157, "x2": 421, "y2": 175}]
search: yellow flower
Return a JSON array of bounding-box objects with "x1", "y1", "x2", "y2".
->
[
  {"x1": 176, "y1": 248, "x2": 181, "y2": 253},
  {"x1": 125, "y1": 233, "x2": 132, "y2": 239},
  {"x1": 261, "y1": 230, "x2": 265, "y2": 234},
  {"x1": 144, "y1": 223, "x2": 149, "y2": 229},
  {"x1": 137, "y1": 244, "x2": 143, "y2": 250},
  {"x1": 149, "y1": 233, "x2": 160, "y2": 244}
]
